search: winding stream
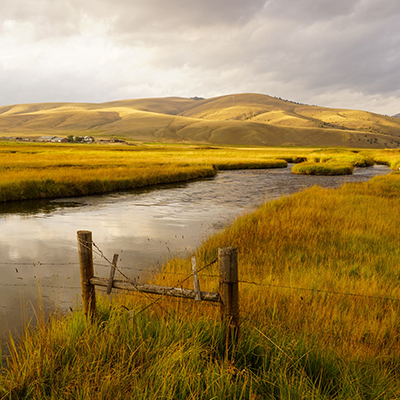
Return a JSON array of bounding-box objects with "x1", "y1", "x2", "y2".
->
[{"x1": 0, "y1": 164, "x2": 391, "y2": 344}]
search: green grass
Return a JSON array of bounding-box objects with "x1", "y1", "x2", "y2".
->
[
  {"x1": 291, "y1": 162, "x2": 354, "y2": 175},
  {"x1": 1, "y1": 171, "x2": 400, "y2": 398},
  {"x1": 1, "y1": 296, "x2": 398, "y2": 399}
]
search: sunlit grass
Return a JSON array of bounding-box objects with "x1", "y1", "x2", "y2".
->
[
  {"x1": 292, "y1": 162, "x2": 354, "y2": 175},
  {"x1": 1, "y1": 156, "x2": 400, "y2": 397},
  {"x1": 1, "y1": 142, "x2": 400, "y2": 203},
  {"x1": 0, "y1": 142, "x2": 292, "y2": 202},
  {"x1": 158, "y1": 173, "x2": 400, "y2": 359}
]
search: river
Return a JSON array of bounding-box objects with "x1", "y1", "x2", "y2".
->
[{"x1": 0, "y1": 164, "x2": 391, "y2": 346}]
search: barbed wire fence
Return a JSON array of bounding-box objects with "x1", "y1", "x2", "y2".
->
[{"x1": 1, "y1": 234, "x2": 400, "y2": 361}]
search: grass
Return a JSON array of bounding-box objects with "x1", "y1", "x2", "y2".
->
[
  {"x1": 2, "y1": 93, "x2": 400, "y2": 147},
  {"x1": 1, "y1": 169, "x2": 400, "y2": 398},
  {"x1": 1, "y1": 142, "x2": 400, "y2": 203},
  {"x1": 291, "y1": 162, "x2": 354, "y2": 175},
  {"x1": 0, "y1": 142, "x2": 290, "y2": 202}
]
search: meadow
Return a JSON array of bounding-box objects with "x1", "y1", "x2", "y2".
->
[
  {"x1": 1, "y1": 141, "x2": 400, "y2": 203},
  {"x1": 1, "y1": 143, "x2": 400, "y2": 398}
]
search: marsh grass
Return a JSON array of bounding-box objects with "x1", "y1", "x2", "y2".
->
[
  {"x1": 1, "y1": 143, "x2": 400, "y2": 398},
  {"x1": 0, "y1": 143, "x2": 292, "y2": 202},
  {"x1": 1, "y1": 142, "x2": 400, "y2": 202},
  {"x1": 291, "y1": 162, "x2": 354, "y2": 175},
  {"x1": 1, "y1": 295, "x2": 398, "y2": 399},
  {"x1": 1, "y1": 173, "x2": 400, "y2": 398}
]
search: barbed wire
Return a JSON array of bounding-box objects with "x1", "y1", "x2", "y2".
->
[
  {"x1": 129, "y1": 256, "x2": 219, "y2": 318},
  {"x1": 239, "y1": 280, "x2": 400, "y2": 303},
  {"x1": 94, "y1": 263, "x2": 219, "y2": 280},
  {"x1": 4, "y1": 237, "x2": 399, "y2": 360},
  {"x1": 91, "y1": 241, "x2": 175, "y2": 317},
  {"x1": 240, "y1": 310, "x2": 400, "y2": 354},
  {"x1": 0, "y1": 283, "x2": 80, "y2": 289},
  {"x1": 0, "y1": 262, "x2": 79, "y2": 266}
]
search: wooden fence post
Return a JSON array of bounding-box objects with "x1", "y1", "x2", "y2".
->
[
  {"x1": 218, "y1": 246, "x2": 240, "y2": 351},
  {"x1": 77, "y1": 230, "x2": 96, "y2": 319},
  {"x1": 107, "y1": 254, "x2": 119, "y2": 295}
]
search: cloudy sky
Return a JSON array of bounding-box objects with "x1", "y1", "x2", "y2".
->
[{"x1": 1, "y1": 0, "x2": 399, "y2": 115}]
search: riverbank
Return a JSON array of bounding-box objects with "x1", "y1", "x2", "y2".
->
[
  {"x1": 1, "y1": 172, "x2": 400, "y2": 398},
  {"x1": 1, "y1": 142, "x2": 400, "y2": 203}
]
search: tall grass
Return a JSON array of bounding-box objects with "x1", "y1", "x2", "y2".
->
[
  {"x1": 159, "y1": 173, "x2": 400, "y2": 356},
  {"x1": 292, "y1": 162, "x2": 354, "y2": 175},
  {"x1": 1, "y1": 172, "x2": 400, "y2": 398},
  {"x1": 1, "y1": 142, "x2": 400, "y2": 202},
  {"x1": 0, "y1": 142, "x2": 290, "y2": 202}
]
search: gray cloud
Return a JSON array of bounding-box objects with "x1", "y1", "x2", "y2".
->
[{"x1": 0, "y1": 0, "x2": 399, "y2": 114}]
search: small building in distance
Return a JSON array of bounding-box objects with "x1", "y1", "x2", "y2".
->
[{"x1": 38, "y1": 136, "x2": 68, "y2": 143}]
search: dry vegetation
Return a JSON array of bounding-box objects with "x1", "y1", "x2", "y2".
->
[
  {"x1": 1, "y1": 142, "x2": 400, "y2": 398},
  {"x1": 1, "y1": 142, "x2": 400, "y2": 203},
  {"x1": 0, "y1": 142, "x2": 291, "y2": 202},
  {"x1": 1, "y1": 171, "x2": 400, "y2": 398},
  {"x1": 2, "y1": 93, "x2": 400, "y2": 147}
]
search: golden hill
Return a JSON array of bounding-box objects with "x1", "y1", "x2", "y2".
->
[{"x1": 1, "y1": 93, "x2": 400, "y2": 147}]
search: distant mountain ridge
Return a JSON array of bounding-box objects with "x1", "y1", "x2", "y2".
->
[{"x1": 1, "y1": 93, "x2": 400, "y2": 148}]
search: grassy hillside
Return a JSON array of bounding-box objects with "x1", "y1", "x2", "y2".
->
[{"x1": 1, "y1": 94, "x2": 400, "y2": 147}]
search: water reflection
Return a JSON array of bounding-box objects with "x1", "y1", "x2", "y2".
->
[{"x1": 0, "y1": 164, "x2": 392, "y2": 345}]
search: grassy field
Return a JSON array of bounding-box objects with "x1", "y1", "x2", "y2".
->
[
  {"x1": 1, "y1": 142, "x2": 400, "y2": 203},
  {"x1": 1, "y1": 142, "x2": 400, "y2": 398},
  {"x1": 1, "y1": 172, "x2": 400, "y2": 398},
  {"x1": 0, "y1": 142, "x2": 288, "y2": 202}
]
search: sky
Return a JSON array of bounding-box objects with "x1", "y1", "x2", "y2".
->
[{"x1": 1, "y1": 0, "x2": 399, "y2": 115}]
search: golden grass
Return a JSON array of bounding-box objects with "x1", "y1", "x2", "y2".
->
[
  {"x1": 2, "y1": 93, "x2": 400, "y2": 147},
  {"x1": 292, "y1": 162, "x2": 354, "y2": 175},
  {"x1": 1, "y1": 153, "x2": 400, "y2": 398},
  {"x1": 1, "y1": 142, "x2": 400, "y2": 202},
  {"x1": 0, "y1": 142, "x2": 290, "y2": 202},
  {"x1": 155, "y1": 173, "x2": 400, "y2": 361}
]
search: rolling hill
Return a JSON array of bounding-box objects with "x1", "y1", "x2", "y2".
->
[{"x1": 1, "y1": 93, "x2": 400, "y2": 147}]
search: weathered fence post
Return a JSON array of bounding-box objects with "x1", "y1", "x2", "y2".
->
[
  {"x1": 107, "y1": 254, "x2": 119, "y2": 295},
  {"x1": 77, "y1": 230, "x2": 96, "y2": 319},
  {"x1": 191, "y1": 256, "x2": 201, "y2": 301},
  {"x1": 218, "y1": 246, "x2": 240, "y2": 351}
]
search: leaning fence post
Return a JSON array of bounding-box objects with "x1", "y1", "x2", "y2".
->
[
  {"x1": 77, "y1": 230, "x2": 96, "y2": 319},
  {"x1": 218, "y1": 246, "x2": 240, "y2": 351}
]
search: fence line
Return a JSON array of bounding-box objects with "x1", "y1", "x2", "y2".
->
[
  {"x1": 77, "y1": 230, "x2": 241, "y2": 352},
  {"x1": 0, "y1": 283, "x2": 80, "y2": 289},
  {"x1": 2, "y1": 230, "x2": 398, "y2": 361},
  {"x1": 239, "y1": 279, "x2": 400, "y2": 303},
  {"x1": 92, "y1": 241, "x2": 220, "y2": 317},
  {"x1": 240, "y1": 310, "x2": 400, "y2": 354},
  {"x1": 77, "y1": 231, "x2": 400, "y2": 356},
  {"x1": 0, "y1": 262, "x2": 79, "y2": 266}
]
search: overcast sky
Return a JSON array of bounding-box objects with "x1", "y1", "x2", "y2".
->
[{"x1": 1, "y1": 0, "x2": 399, "y2": 115}]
